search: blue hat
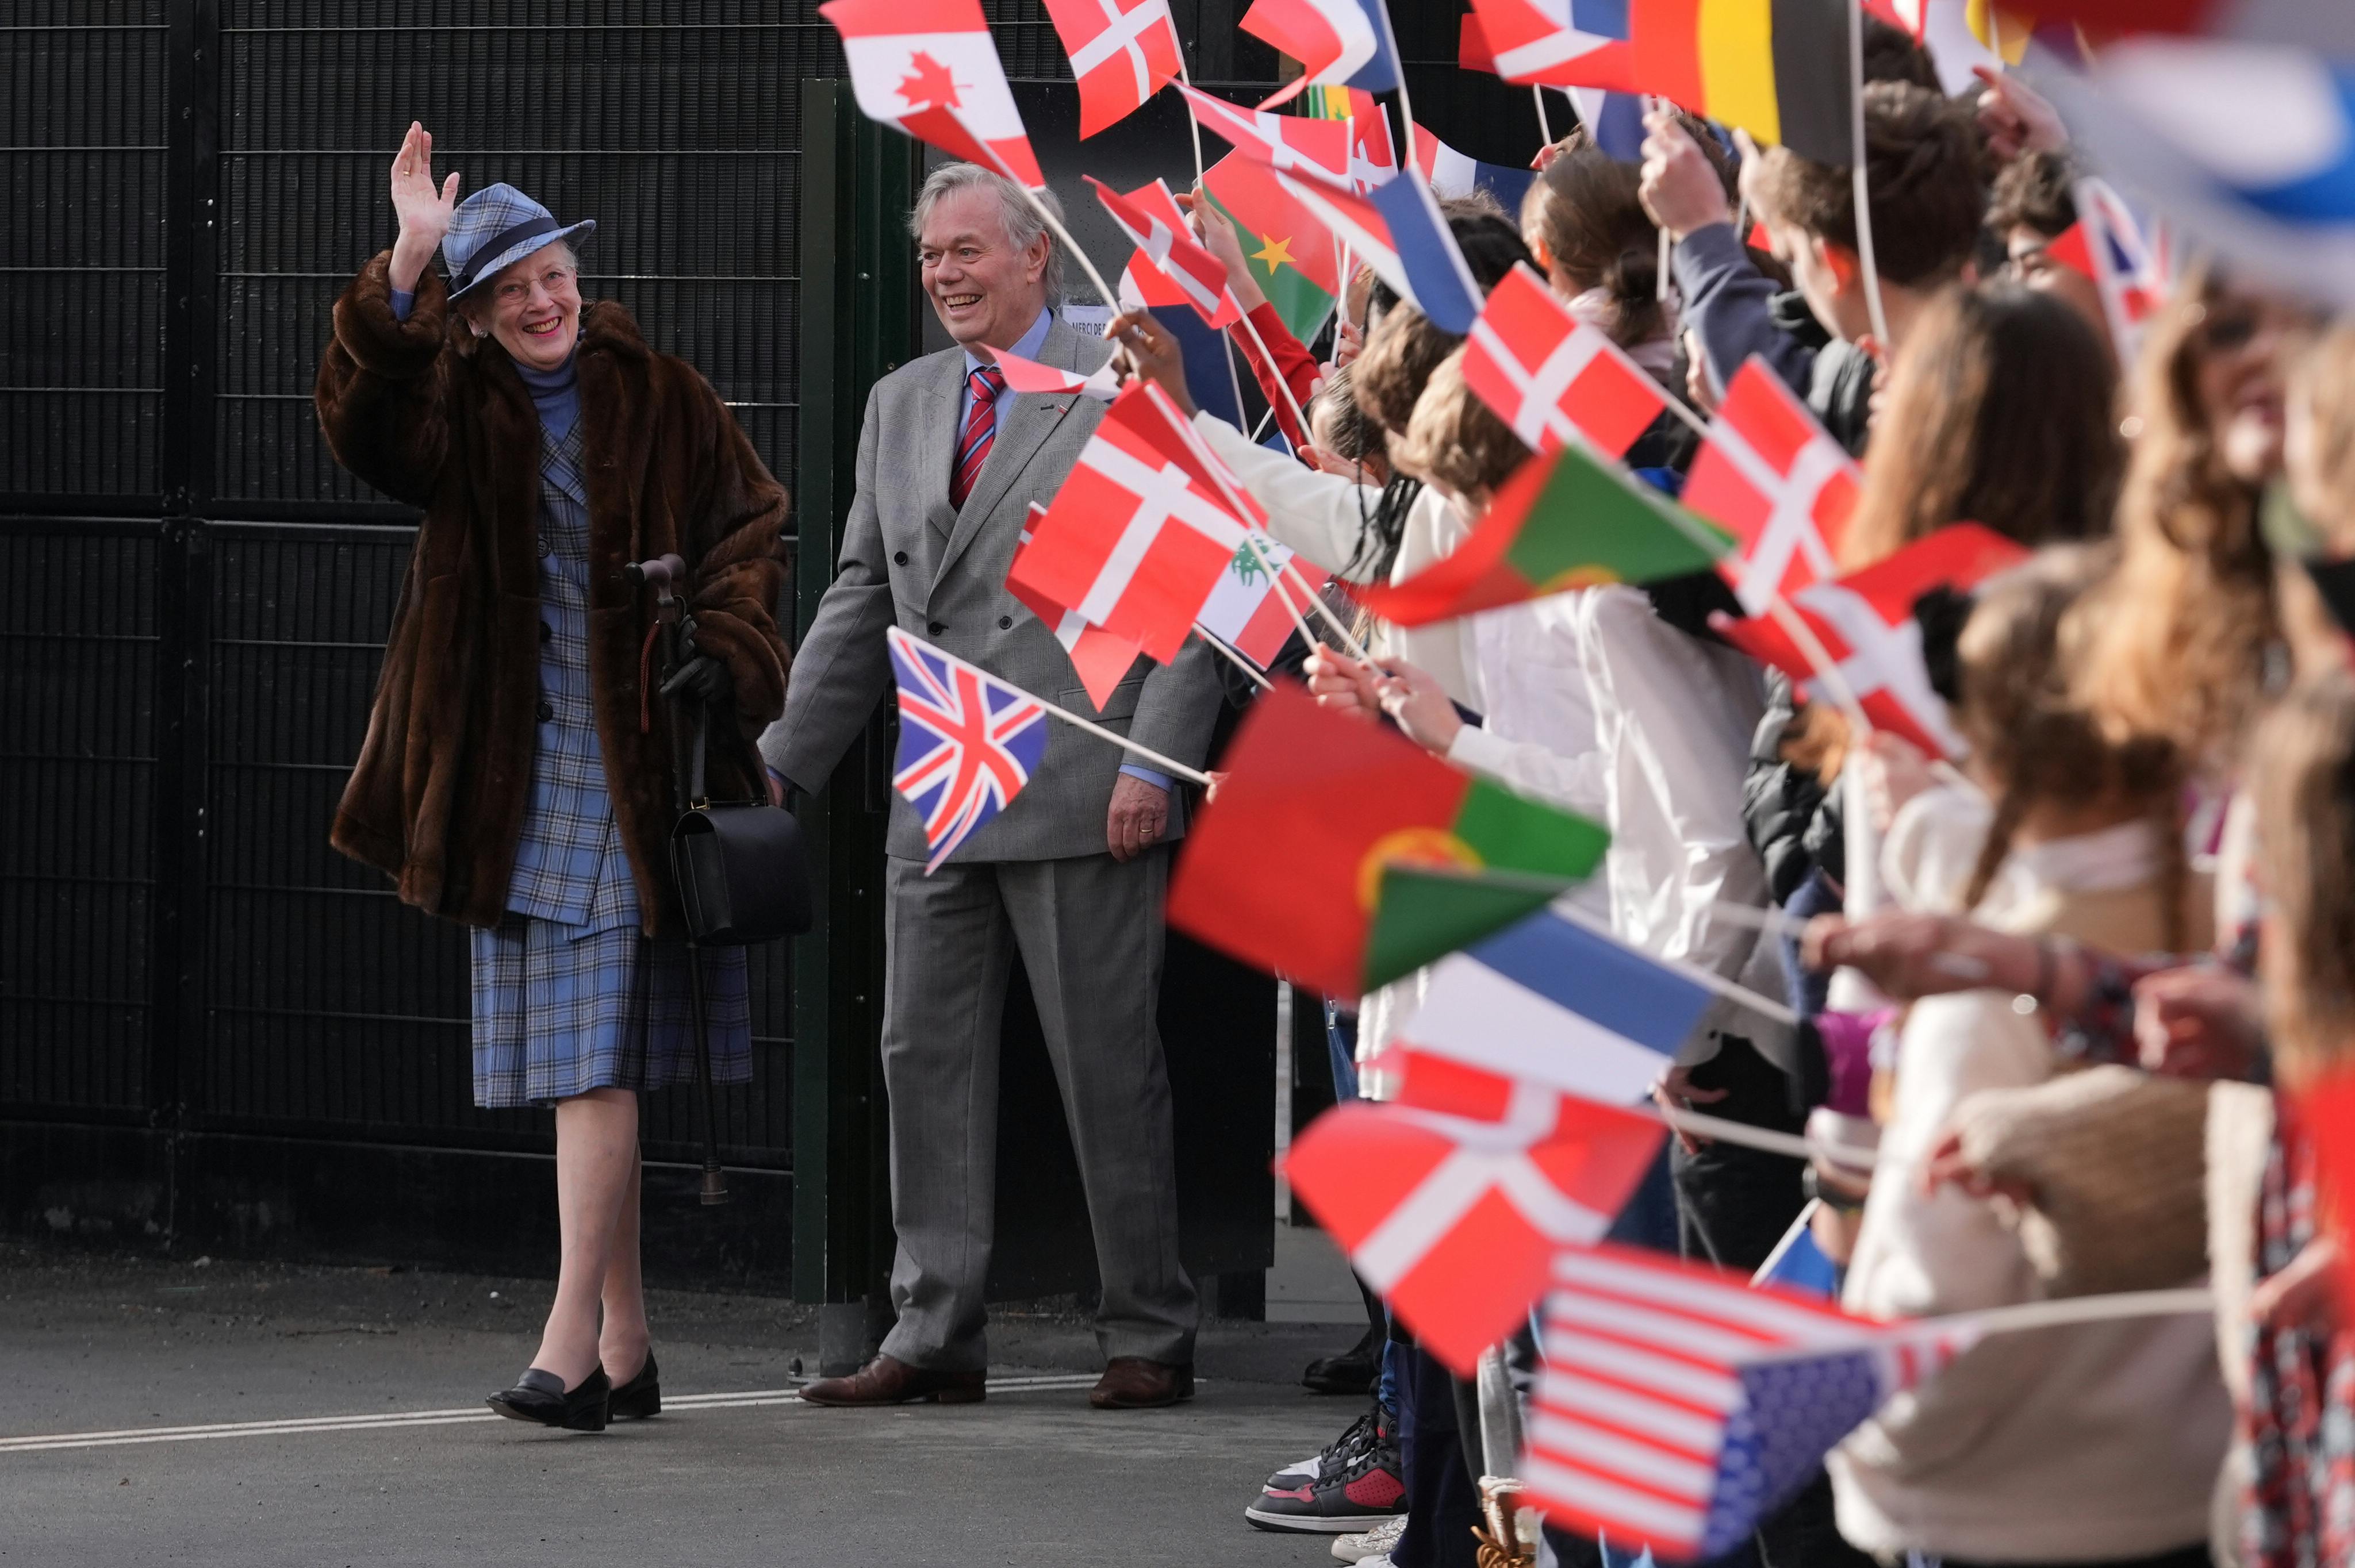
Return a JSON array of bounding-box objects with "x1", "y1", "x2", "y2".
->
[{"x1": 441, "y1": 182, "x2": 596, "y2": 302}]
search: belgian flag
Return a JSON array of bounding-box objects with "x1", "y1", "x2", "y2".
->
[{"x1": 1632, "y1": 0, "x2": 1853, "y2": 167}]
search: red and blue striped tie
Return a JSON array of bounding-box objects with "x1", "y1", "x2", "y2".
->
[{"x1": 949, "y1": 365, "x2": 1006, "y2": 510}]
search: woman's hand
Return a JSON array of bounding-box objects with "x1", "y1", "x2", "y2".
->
[
  {"x1": 388, "y1": 121, "x2": 461, "y2": 294},
  {"x1": 1103, "y1": 309, "x2": 1194, "y2": 415},
  {"x1": 1802, "y1": 910, "x2": 2074, "y2": 1004},
  {"x1": 1973, "y1": 66, "x2": 2067, "y2": 163},
  {"x1": 2133, "y1": 964, "x2": 2265, "y2": 1080},
  {"x1": 1372, "y1": 660, "x2": 1462, "y2": 754},
  {"x1": 1176, "y1": 188, "x2": 1267, "y2": 313},
  {"x1": 1304, "y1": 641, "x2": 1382, "y2": 721},
  {"x1": 1638, "y1": 107, "x2": 1731, "y2": 241},
  {"x1": 2250, "y1": 1236, "x2": 2341, "y2": 1332}
]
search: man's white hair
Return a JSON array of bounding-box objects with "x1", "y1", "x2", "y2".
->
[{"x1": 908, "y1": 163, "x2": 1067, "y2": 305}]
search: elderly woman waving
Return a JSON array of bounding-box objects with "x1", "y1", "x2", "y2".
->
[{"x1": 316, "y1": 123, "x2": 790, "y2": 1432}]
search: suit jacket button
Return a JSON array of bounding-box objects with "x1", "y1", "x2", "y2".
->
[
  {"x1": 927, "y1": 621, "x2": 946, "y2": 635},
  {"x1": 536, "y1": 699, "x2": 555, "y2": 723},
  {"x1": 998, "y1": 616, "x2": 1012, "y2": 630},
  {"x1": 538, "y1": 538, "x2": 553, "y2": 559},
  {"x1": 893, "y1": 550, "x2": 909, "y2": 566}
]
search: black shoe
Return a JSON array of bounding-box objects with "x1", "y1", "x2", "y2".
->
[
  {"x1": 607, "y1": 1350, "x2": 661, "y2": 1420},
  {"x1": 487, "y1": 1367, "x2": 611, "y2": 1432},
  {"x1": 1301, "y1": 1320, "x2": 1382, "y2": 1396}
]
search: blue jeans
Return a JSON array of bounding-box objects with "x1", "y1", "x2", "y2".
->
[{"x1": 1325, "y1": 1000, "x2": 1360, "y2": 1102}]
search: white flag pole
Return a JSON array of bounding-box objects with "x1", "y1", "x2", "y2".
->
[
  {"x1": 1194, "y1": 623, "x2": 1275, "y2": 691},
  {"x1": 1848, "y1": 0, "x2": 1893, "y2": 347},
  {"x1": 906, "y1": 632, "x2": 1217, "y2": 785},
  {"x1": 1532, "y1": 85, "x2": 1555, "y2": 146},
  {"x1": 1231, "y1": 304, "x2": 1314, "y2": 439}
]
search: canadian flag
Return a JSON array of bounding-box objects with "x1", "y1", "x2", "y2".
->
[
  {"x1": 1285, "y1": 1051, "x2": 1666, "y2": 1374},
  {"x1": 820, "y1": 0, "x2": 1044, "y2": 187},
  {"x1": 1089, "y1": 176, "x2": 1242, "y2": 329},
  {"x1": 1195, "y1": 532, "x2": 1330, "y2": 667},
  {"x1": 973, "y1": 343, "x2": 1122, "y2": 402},
  {"x1": 1008, "y1": 505, "x2": 1148, "y2": 710},
  {"x1": 1041, "y1": 0, "x2": 1183, "y2": 138},
  {"x1": 1463, "y1": 263, "x2": 1667, "y2": 460},
  {"x1": 1683, "y1": 357, "x2": 1861, "y2": 616},
  {"x1": 1008, "y1": 382, "x2": 1265, "y2": 665},
  {"x1": 1176, "y1": 82, "x2": 1354, "y2": 183},
  {"x1": 1715, "y1": 522, "x2": 2031, "y2": 759}
]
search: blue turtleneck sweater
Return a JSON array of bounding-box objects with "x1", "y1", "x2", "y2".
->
[{"x1": 390, "y1": 285, "x2": 578, "y2": 440}]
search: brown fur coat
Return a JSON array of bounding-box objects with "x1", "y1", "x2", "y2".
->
[{"x1": 315, "y1": 252, "x2": 790, "y2": 937}]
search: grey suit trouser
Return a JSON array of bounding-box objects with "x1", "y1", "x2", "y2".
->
[{"x1": 877, "y1": 848, "x2": 1197, "y2": 1372}]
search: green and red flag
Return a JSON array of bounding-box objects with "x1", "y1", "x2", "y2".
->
[
  {"x1": 1202, "y1": 150, "x2": 1340, "y2": 343},
  {"x1": 1356, "y1": 439, "x2": 1732, "y2": 626},
  {"x1": 1167, "y1": 685, "x2": 1609, "y2": 998}
]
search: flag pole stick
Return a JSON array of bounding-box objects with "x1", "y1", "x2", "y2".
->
[
  {"x1": 1532, "y1": 84, "x2": 1555, "y2": 146},
  {"x1": 1551, "y1": 903, "x2": 1799, "y2": 1028},
  {"x1": 1232, "y1": 306, "x2": 1313, "y2": 439},
  {"x1": 1650, "y1": 97, "x2": 1674, "y2": 305},
  {"x1": 960, "y1": 118, "x2": 1127, "y2": 330},
  {"x1": 1176, "y1": 63, "x2": 1210, "y2": 190},
  {"x1": 1033, "y1": 689, "x2": 1217, "y2": 785},
  {"x1": 1269, "y1": 551, "x2": 1360, "y2": 655},
  {"x1": 1928, "y1": 1288, "x2": 2215, "y2": 1339},
  {"x1": 1848, "y1": 0, "x2": 1893, "y2": 347},
  {"x1": 1249, "y1": 402, "x2": 1278, "y2": 442},
  {"x1": 1194, "y1": 623, "x2": 1275, "y2": 691},
  {"x1": 1649, "y1": 1102, "x2": 1880, "y2": 1171}
]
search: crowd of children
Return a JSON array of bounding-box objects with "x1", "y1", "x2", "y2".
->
[{"x1": 1098, "y1": 19, "x2": 2353, "y2": 1568}]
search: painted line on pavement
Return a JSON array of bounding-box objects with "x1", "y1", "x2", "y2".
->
[{"x1": 0, "y1": 1373, "x2": 1118, "y2": 1454}]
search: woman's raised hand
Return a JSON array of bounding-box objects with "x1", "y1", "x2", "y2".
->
[{"x1": 388, "y1": 121, "x2": 461, "y2": 293}]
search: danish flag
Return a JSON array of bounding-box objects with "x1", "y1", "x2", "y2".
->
[
  {"x1": 1285, "y1": 1051, "x2": 1667, "y2": 1374},
  {"x1": 1524, "y1": 1245, "x2": 1977, "y2": 1563},
  {"x1": 1682, "y1": 358, "x2": 1860, "y2": 616},
  {"x1": 1007, "y1": 382, "x2": 1265, "y2": 666},
  {"x1": 1041, "y1": 0, "x2": 1183, "y2": 137},
  {"x1": 1008, "y1": 504, "x2": 1146, "y2": 710},
  {"x1": 972, "y1": 343, "x2": 1122, "y2": 402},
  {"x1": 1089, "y1": 176, "x2": 1244, "y2": 329},
  {"x1": 1464, "y1": 0, "x2": 1636, "y2": 90},
  {"x1": 1464, "y1": 263, "x2": 1666, "y2": 459},
  {"x1": 820, "y1": 0, "x2": 1044, "y2": 186},
  {"x1": 1715, "y1": 523, "x2": 2031, "y2": 759},
  {"x1": 1175, "y1": 82, "x2": 1353, "y2": 182},
  {"x1": 887, "y1": 628, "x2": 1053, "y2": 872}
]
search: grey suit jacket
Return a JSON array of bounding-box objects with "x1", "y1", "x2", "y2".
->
[{"x1": 761, "y1": 314, "x2": 1226, "y2": 863}]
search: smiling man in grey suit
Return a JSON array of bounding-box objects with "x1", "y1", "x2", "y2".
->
[{"x1": 761, "y1": 163, "x2": 1223, "y2": 1411}]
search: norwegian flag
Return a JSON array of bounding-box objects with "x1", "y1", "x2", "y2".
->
[
  {"x1": 1195, "y1": 532, "x2": 1330, "y2": 666},
  {"x1": 1716, "y1": 523, "x2": 2031, "y2": 760},
  {"x1": 1176, "y1": 82, "x2": 1354, "y2": 182},
  {"x1": 1464, "y1": 263, "x2": 1666, "y2": 459},
  {"x1": 1009, "y1": 504, "x2": 1146, "y2": 710},
  {"x1": 1682, "y1": 358, "x2": 1860, "y2": 616},
  {"x1": 2045, "y1": 175, "x2": 2171, "y2": 371},
  {"x1": 887, "y1": 627, "x2": 1053, "y2": 872},
  {"x1": 1465, "y1": 0, "x2": 1636, "y2": 90},
  {"x1": 1041, "y1": 0, "x2": 1183, "y2": 137},
  {"x1": 820, "y1": 0, "x2": 1044, "y2": 186},
  {"x1": 1007, "y1": 382, "x2": 1265, "y2": 665},
  {"x1": 972, "y1": 343, "x2": 1122, "y2": 402},
  {"x1": 1285, "y1": 1051, "x2": 1667, "y2": 1374},
  {"x1": 1089, "y1": 176, "x2": 1244, "y2": 329},
  {"x1": 1524, "y1": 1245, "x2": 1977, "y2": 1563},
  {"x1": 1239, "y1": 0, "x2": 1402, "y2": 109}
]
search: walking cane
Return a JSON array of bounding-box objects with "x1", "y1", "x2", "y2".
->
[{"x1": 624, "y1": 552, "x2": 730, "y2": 1206}]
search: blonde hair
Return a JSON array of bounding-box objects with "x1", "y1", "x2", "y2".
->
[{"x1": 2253, "y1": 673, "x2": 2355, "y2": 1085}]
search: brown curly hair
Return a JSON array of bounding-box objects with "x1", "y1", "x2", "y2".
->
[
  {"x1": 1390, "y1": 349, "x2": 1531, "y2": 501},
  {"x1": 1750, "y1": 82, "x2": 1984, "y2": 287},
  {"x1": 1520, "y1": 118, "x2": 1731, "y2": 351}
]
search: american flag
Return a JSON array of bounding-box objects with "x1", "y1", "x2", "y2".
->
[
  {"x1": 1523, "y1": 1244, "x2": 1976, "y2": 1563},
  {"x1": 886, "y1": 627, "x2": 1052, "y2": 873}
]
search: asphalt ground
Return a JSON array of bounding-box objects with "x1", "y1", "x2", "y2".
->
[{"x1": 0, "y1": 1243, "x2": 1376, "y2": 1567}]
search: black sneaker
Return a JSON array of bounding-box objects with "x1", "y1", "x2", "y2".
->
[
  {"x1": 1263, "y1": 1404, "x2": 1381, "y2": 1493},
  {"x1": 1245, "y1": 1416, "x2": 1406, "y2": 1533}
]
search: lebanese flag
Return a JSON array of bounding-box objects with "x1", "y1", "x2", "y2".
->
[
  {"x1": 1682, "y1": 357, "x2": 1860, "y2": 616},
  {"x1": 1715, "y1": 522, "x2": 2031, "y2": 758},
  {"x1": 1195, "y1": 533, "x2": 1332, "y2": 666},
  {"x1": 1041, "y1": 0, "x2": 1183, "y2": 137},
  {"x1": 1285, "y1": 1053, "x2": 1666, "y2": 1374},
  {"x1": 1465, "y1": 0, "x2": 1637, "y2": 90},
  {"x1": 1007, "y1": 505, "x2": 1147, "y2": 709},
  {"x1": 821, "y1": 0, "x2": 1044, "y2": 186},
  {"x1": 1239, "y1": 0, "x2": 1401, "y2": 109},
  {"x1": 1176, "y1": 82, "x2": 1353, "y2": 182},
  {"x1": 1090, "y1": 176, "x2": 1244, "y2": 329},
  {"x1": 1008, "y1": 382, "x2": 1264, "y2": 665},
  {"x1": 972, "y1": 342, "x2": 1122, "y2": 402},
  {"x1": 1463, "y1": 263, "x2": 1667, "y2": 462}
]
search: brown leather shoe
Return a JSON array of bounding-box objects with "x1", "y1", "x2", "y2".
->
[
  {"x1": 798, "y1": 1353, "x2": 985, "y2": 1407},
  {"x1": 1088, "y1": 1356, "x2": 1194, "y2": 1409}
]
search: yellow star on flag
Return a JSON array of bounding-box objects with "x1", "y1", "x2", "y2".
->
[{"x1": 1251, "y1": 232, "x2": 1296, "y2": 278}]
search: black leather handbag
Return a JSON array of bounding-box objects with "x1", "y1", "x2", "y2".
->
[{"x1": 670, "y1": 800, "x2": 812, "y2": 945}]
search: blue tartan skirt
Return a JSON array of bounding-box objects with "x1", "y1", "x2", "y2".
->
[{"x1": 468, "y1": 917, "x2": 752, "y2": 1109}]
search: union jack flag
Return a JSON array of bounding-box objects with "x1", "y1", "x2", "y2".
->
[{"x1": 887, "y1": 627, "x2": 1052, "y2": 872}]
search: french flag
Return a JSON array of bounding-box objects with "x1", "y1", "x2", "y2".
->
[
  {"x1": 1568, "y1": 85, "x2": 1647, "y2": 161},
  {"x1": 2033, "y1": 39, "x2": 2355, "y2": 310},
  {"x1": 1411, "y1": 124, "x2": 1539, "y2": 214},
  {"x1": 1272, "y1": 159, "x2": 1486, "y2": 333},
  {"x1": 1239, "y1": 0, "x2": 1402, "y2": 108}
]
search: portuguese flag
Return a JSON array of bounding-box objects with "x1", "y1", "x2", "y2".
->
[
  {"x1": 1629, "y1": 0, "x2": 1852, "y2": 167},
  {"x1": 1166, "y1": 685, "x2": 1609, "y2": 1000},
  {"x1": 1357, "y1": 439, "x2": 1732, "y2": 627},
  {"x1": 1202, "y1": 150, "x2": 1339, "y2": 344}
]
